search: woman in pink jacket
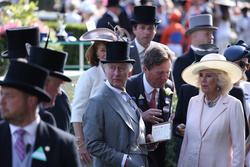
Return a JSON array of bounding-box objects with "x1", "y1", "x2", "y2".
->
[{"x1": 178, "y1": 53, "x2": 245, "y2": 167}]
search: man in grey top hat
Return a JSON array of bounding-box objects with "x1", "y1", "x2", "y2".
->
[
  {"x1": 83, "y1": 41, "x2": 158, "y2": 167},
  {"x1": 173, "y1": 14, "x2": 218, "y2": 97}
]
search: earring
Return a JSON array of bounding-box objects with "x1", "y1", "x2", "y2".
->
[{"x1": 217, "y1": 87, "x2": 220, "y2": 91}]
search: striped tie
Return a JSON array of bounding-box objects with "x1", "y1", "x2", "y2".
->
[{"x1": 15, "y1": 129, "x2": 26, "y2": 162}]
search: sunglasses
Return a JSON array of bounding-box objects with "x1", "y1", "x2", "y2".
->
[{"x1": 235, "y1": 61, "x2": 250, "y2": 70}]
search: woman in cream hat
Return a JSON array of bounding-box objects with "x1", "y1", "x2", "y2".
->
[{"x1": 178, "y1": 53, "x2": 245, "y2": 167}]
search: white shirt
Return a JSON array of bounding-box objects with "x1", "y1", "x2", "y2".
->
[
  {"x1": 10, "y1": 116, "x2": 40, "y2": 154},
  {"x1": 143, "y1": 73, "x2": 159, "y2": 106}
]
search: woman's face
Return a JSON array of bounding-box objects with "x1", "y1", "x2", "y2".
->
[
  {"x1": 235, "y1": 57, "x2": 249, "y2": 74},
  {"x1": 199, "y1": 70, "x2": 218, "y2": 96},
  {"x1": 96, "y1": 43, "x2": 106, "y2": 61}
]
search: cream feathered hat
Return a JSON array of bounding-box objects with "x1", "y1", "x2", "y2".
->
[{"x1": 181, "y1": 53, "x2": 243, "y2": 87}]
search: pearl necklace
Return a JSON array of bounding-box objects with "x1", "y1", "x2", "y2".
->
[{"x1": 204, "y1": 94, "x2": 221, "y2": 108}]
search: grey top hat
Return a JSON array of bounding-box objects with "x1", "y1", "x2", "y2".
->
[{"x1": 185, "y1": 14, "x2": 217, "y2": 35}]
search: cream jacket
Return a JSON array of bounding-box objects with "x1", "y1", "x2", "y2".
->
[{"x1": 178, "y1": 92, "x2": 245, "y2": 167}]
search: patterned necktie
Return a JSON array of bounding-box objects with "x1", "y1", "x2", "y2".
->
[
  {"x1": 122, "y1": 92, "x2": 136, "y2": 110},
  {"x1": 15, "y1": 129, "x2": 26, "y2": 162},
  {"x1": 149, "y1": 89, "x2": 157, "y2": 108}
]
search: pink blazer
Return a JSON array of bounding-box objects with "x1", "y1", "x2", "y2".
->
[{"x1": 178, "y1": 92, "x2": 245, "y2": 167}]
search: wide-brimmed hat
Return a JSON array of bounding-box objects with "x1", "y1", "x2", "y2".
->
[
  {"x1": 130, "y1": 6, "x2": 161, "y2": 25},
  {"x1": 0, "y1": 61, "x2": 51, "y2": 102},
  {"x1": 194, "y1": 43, "x2": 219, "y2": 57},
  {"x1": 214, "y1": 0, "x2": 235, "y2": 7},
  {"x1": 224, "y1": 45, "x2": 250, "y2": 62},
  {"x1": 182, "y1": 53, "x2": 242, "y2": 87},
  {"x1": 1, "y1": 27, "x2": 40, "y2": 59},
  {"x1": 101, "y1": 41, "x2": 135, "y2": 64},
  {"x1": 28, "y1": 46, "x2": 72, "y2": 82},
  {"x1": 79, "y1": 28, "x2": 118, "y2": 42},
  {"x1": 185, "y1": 14, "x2": 217, "y2": 35}
]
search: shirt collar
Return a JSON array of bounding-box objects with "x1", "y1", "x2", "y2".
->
[
  {"x1": 106, "y1": 10, "x2": 119, "y2": 23},
  {"x1": 105, "y1": 80, "x2": 126, "y2": 95},
  {"x1": 10, "y1": 115, "x2": 40, "y2": 137},
  {"x1": 135, "y1": 38, "x2": 146, "y2": 54},
  {"x1": 143, "y1": 73, "x2": 159, "y2": 94}
]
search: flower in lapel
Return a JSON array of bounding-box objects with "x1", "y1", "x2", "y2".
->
[{"x1": 164, "y1": 88, "x2": 173, "y2": 96}]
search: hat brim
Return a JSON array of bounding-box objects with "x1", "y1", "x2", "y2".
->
[
  {"x1": 181, "y1": 60, "x2": 242, "y2": 87},
  {"x1": 79, "y1": 28, "x2": 117, "y2": 42},
  {"x1": 130, "y1": 19, "x2": 161, "y2": 25},
  {"x1": 101, "y1": 59, "x2": 135, "y2": 64},
  {"x1": 50, "y1": 71, "x2": 72, "y2": 82},
  {"x1": 185, "y1": 26, "x2": 218, "y2": 35},
  {"x1": 0, "y1": 81, "x2": 51, "y2": 102},
  {"x1": 1, "y1": 51, "x2": 8, "y2": 58}
]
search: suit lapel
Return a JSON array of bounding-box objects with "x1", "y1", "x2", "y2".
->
[
  {"x1": 32, "y1": 121, "x2": 50, "y2": 167},
  {"x1": 0, "y1": 122, "x2": 12, "y2": 167},
  {"x1": 102, "y1": 85, "x2": 138, "y2": 131},
  {"x1": 201, "y1": 95, "x2": 227, "y2": 138}
]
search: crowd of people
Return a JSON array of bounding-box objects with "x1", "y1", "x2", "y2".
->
[{"x1": 1, "y1": 0, "x2": 250, "y2": 167}]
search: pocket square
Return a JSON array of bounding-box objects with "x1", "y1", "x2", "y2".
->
[{"x1": 31, "y1": 146, "x2": 47, "y2": 161}]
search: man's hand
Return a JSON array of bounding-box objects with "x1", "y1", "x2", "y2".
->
[
  {"x1": 176, "y1": 123, "x2": 186, "y2": 137},
  {"x1": 141, "y1": 109, "x2": 163, "y2": 123},
  {"x1": 146, "y1": 134, "x2": 159, "y2": 150}
]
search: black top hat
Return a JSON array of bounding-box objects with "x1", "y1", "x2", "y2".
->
[
  {"x1": 101, "y1": 41, "x2": 135, "y2": 64},
  {"x1": 107, "y1": 0, "x2": 121, "y2": 7},
  {"x1": 130, "y1": 6, "x2": 161, "y2": 25},
  {"x1": 0, "y1": 61, "x2": 51, "y2": 102},
  {"x1": 28, "y1": 46, "x2": 72, "y2": 82},
  {"x1": 1, "y1": 27, "x2": 40, "y2": 59}
]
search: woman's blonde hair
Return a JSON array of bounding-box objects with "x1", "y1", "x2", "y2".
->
[{"x1": 196, "y1": 69, "x2": 233, "y2": 95}]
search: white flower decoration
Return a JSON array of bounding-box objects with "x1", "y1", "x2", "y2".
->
[{"x1": 164, "y1": 88, "x2": 173, "y2": 96}]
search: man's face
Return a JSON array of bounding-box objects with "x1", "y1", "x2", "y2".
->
[
  {"x1": 104, "y1": 63, "x2": 130, "y2": 91},
  {"x1": 0, "y1": 86, "x2": 30, "y2": 126},
  {"x1": 144, "y1": 60, "x2": 172, "y2": 88},
  {"x1": 133, "y1": 24, "x2": 156, "y2": 48},
  {"x1": 191, "y1": 30, "x2": 214, "y2": 46},
  {"x1": 43, "y1": 76, "x2": 63, "y2": 108}
]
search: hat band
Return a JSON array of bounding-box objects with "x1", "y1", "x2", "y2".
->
[
  {"x1": 133, "y1": 17, "x2": 158, "y2": 23},
  {"x1": 190, "y1": 24, "x2": 213, "y2": 28}
]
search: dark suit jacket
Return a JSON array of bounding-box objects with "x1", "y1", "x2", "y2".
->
[
  {"x1": 97, "y1": 12, "x2": 120, "y2": 30},
  {"x1": 173, "y1": 48, "x2": 195, "y2": 97},
  {"x1": 47, "y1": 90, "x2": 71, "y2": 132},
  {"x1": 39, "y1": 107, "x2": 56, "y2": 127},
  {"x1": 126, "y1": 73, "x2": 174, "y2": 167},
  {"x1": 130, "y1": 40, "x2": 165, "y2": 76},
  {"x1": 0, "y1": 120, "x2": 80, "y2": 167},
  {"x1": 173, "y1": 84, "x2": 249, "y2": 160},
  {"x1": 119, "y1": 8, "x2": 133, "y2": 37}
]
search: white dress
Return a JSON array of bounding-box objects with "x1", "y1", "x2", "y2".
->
[{"x1": 71, "y1": 63, "x2": 106, "y2": 123}]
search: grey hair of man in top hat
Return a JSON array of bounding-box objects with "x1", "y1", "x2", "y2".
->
[{"x1": 185, "y1": 14, "x2": 218, "y2": 35}]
